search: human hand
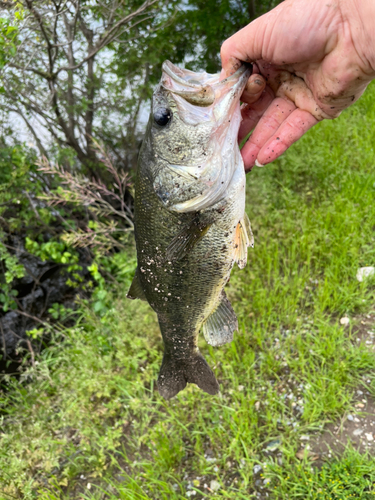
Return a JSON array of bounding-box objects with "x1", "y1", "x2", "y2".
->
[{"x1": 221, "y1": 0, "x2": 375, "y2": 171}]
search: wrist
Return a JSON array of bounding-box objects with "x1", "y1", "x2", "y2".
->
[{"x1": 341, "y1": 0, "x2": 375, "y2": 75}]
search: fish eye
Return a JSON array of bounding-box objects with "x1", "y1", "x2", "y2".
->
[{"x1": 154, "y1": 107, "x2": 172, "y2": 126}]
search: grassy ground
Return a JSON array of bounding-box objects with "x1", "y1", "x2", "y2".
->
[{"x1": 1, "y1": 83, "x2": 375, "y2": 499}]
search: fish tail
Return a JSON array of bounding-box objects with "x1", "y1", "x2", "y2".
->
[{"x1": 157, "y1": 351, "x2": 220, "y2": 400}]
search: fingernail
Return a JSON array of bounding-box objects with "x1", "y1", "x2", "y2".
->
[
  {"x1": 255, "y1": 159, "x2": 265, "y2": 167},
  {"x1": 244, "y1": 77, "x2": 266, "y2": 95}
]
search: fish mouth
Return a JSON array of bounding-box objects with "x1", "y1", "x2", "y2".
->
[
  {"x1": 157, "y1": 61, "x2": 253, "y2": 213},
  {"x1": 161, "y1": 60, "x2": 252, "y2": 108}
]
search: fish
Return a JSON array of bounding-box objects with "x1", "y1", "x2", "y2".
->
[{"x1": 127, "y1": 60, "x2": 253, "y2": 399}]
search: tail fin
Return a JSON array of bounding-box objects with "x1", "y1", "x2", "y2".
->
[{"x1": 157, "y1": 351, "x2": 220, "y2": 400}]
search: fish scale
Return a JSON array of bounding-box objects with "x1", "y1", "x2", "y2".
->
[{"x1": 128, "y1": 61, "x2": 253, "y2": 399}]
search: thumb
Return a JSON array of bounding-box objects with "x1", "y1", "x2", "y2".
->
[{"x1": 220, "y1": 16, "x2": 268, "y2": 76}]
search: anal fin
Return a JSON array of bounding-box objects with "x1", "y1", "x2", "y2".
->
[
  {"x1": 202, "y1": 291, "x2": 238, "y2": 346},
  {"x1": 127, "y1": 268, "x2": 147, "y2": 301},
  {"x1": 233, "y1": 212, "x2": 254, "y2": 269}
]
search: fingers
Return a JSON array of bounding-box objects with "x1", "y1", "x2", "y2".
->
[
  {"x1": 219, "y1": 58, "x2": 266, "y2": 103},
  {"x1": 276, "y1": 72, "x2": 330, "y2": 120},
  {"x1": 257, "y1": 62, "x2": 331, "y2": 120},
  {"x1": 241, "y1": 73, "x2": 266, "y2": 105},
  {"x1": 241, "y1": 96, "x2": 297, "y2": 170},
  {"x1": 238, "y1": 85, "x2": 274, "y2": 143},
  {"x1": 256, "y1": 109, "x2": 318, "y2": 165},
  {"x1": 240, "y1": 65, "x2": 324, "y2": 170},
  {"x1": 242, "y1": 108, "x2": 318, "y2": 170}
]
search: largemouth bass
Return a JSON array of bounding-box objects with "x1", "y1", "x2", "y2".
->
[{"x1": 128, "y1": 61, "x2": 253, "y2": 399}]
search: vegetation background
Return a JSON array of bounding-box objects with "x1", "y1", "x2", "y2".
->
[{"x1": 1, "y1": 1, "x2": 375, "y2": 499}]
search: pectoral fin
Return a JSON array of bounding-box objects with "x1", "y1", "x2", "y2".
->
[
  {"x1": 233, "y1": 213, "x2": 254, "y2": 269},
  {"x1": 167, "y1": 164, "x2": 199, "y2": 180},
  {"x1": 166, "y1": 218, "x2": 211, "y2": 261},
  {"x1": 127, "y1": 268, "x2": 147, "y2": 301},
  {"x1": 202, "y1": 291, "x2": 238, "y2": 346}
]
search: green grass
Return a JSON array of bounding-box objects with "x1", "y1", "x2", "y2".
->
[{"x1": 1, "y1": 82, "x2": 375, "y2": 499}]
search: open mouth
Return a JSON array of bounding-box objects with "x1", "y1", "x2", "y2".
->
[
  {"x1": 161, "y1": 61, "x2": 251, "y2": 108},
  {"x1": 161, "y1": 61, "x2": 216, "y2": 107}
]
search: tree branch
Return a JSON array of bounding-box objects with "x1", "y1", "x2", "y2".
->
[
  {"x1": 5, "y1": 105, "x2": 49, "y2": 159},
  {"x1": 56, "y1": 0, "x2": 158, "y2": 74},
  {"x1": 24, "y1": 0, "x2": 55, "y2": 73}
]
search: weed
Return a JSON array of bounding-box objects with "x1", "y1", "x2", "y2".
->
[{"x1": 1, "y1": 84, "x2": 375, "y2": 499}]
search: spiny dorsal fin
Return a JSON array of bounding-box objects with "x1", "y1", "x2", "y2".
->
[
  {"x1": 127, "y1": 268, "x2": 147, "y2": 301},
  {"x1": 233, "y1": 212, "x2": 254, "y2": 269},
  {"x1": 202, "y1": 291, "x2": 238, "y2": 347},
  {"x1": 166, "y1": 217, "x2": 211, "y2": 262}
]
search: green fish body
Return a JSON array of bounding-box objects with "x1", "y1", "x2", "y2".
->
[{"x1": 128, "y1": 62, "x2": 253, "y2": 399}]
